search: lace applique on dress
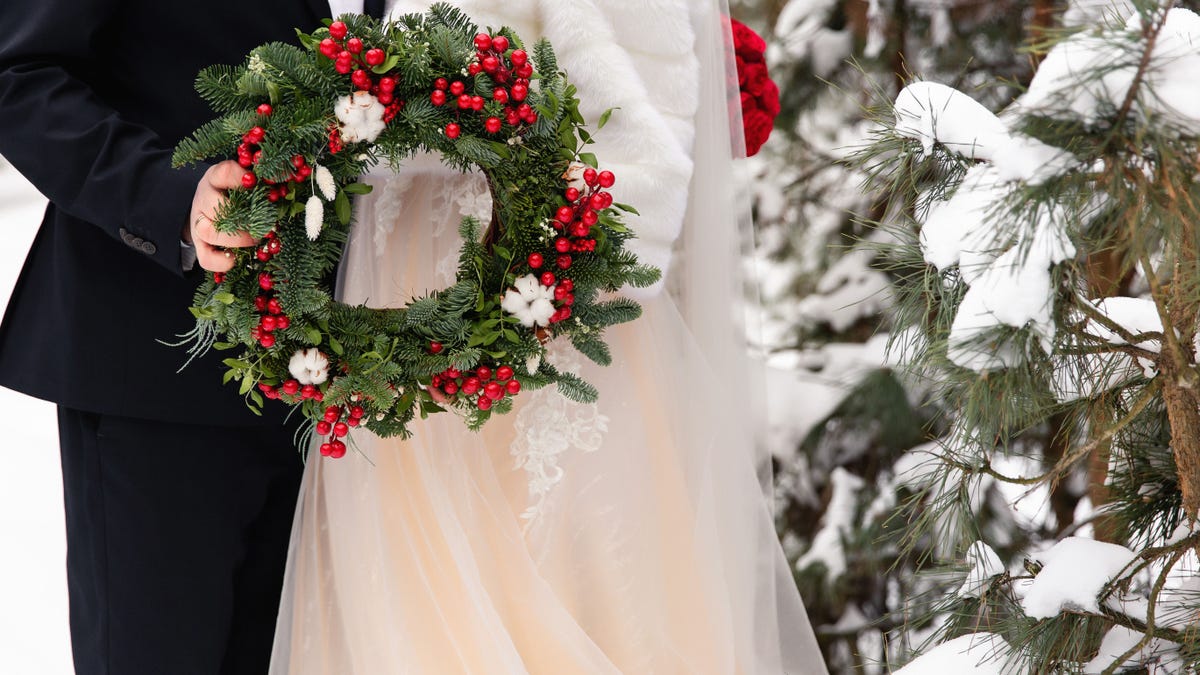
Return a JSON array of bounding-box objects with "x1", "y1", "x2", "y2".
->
[{"x1": 510, "y1": 345, "x2": 610, "y2": 529}]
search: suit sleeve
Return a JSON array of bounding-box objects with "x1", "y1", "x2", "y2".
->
[
  {"x1": 539, "y1": 0, "x2": 700, "y2": 299},
  {"x1": 0, "y1": 0, "x2": 207, "y2": 276}
]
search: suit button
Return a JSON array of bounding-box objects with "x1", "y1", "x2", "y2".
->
[
  {"x1": 122, "y1": 233, "x2": 135, "y2": 245},
  {"x1": 141, "y1": 242, "x2": 157, "y2": 255},
  {"x1": 119, "y1": 227, "x2": 129, "y2": 237},
  {"x1": 131, "y1": 236, "x2": 144, "y2": 248}
]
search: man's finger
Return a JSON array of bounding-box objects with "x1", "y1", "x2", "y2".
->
[
  {"x1": 194, "y1": 216, "x2": 257, "y2": 248},
  {"x1": 194, "y1": 238, "x2": 237, "y2": 273},
  {"x1": 206, "y1": 160, "x2": 246, "y2": 191}
]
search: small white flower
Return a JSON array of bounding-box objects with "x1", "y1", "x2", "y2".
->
[
  {"x1": 305, "y1": 195, "x2": 323, "y2": 241},
  {"x1": 561, "y1": 162, "x2": 588, "y2": 191},
  {"x1": 248, "y1": 55, "x2": 266, "y2": 74},
  {"x1": 314, "y1": 165, "x2": 337, "y2": 201},
  {"x1": 334, "y1": 91, "x2": 387, "y2": 144},
  {"x1": 526, "y1": 353, "x2": 542, "y2": 375},
  {"x1": 501, "y1": 274, "x2": 557, "y2": 327},
  {"x1": 288, "y1": 348, "x2": 330, "y2": 385}
]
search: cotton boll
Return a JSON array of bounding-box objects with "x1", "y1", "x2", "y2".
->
[
  {"x1": 289, "y1": 348, "x2": 330, "y2": 385},
  {"x1": 529, "y1": 298, "x2": 556, "y2": 326},
  {"x1": 501, "y1": 274, "x2": 557, "y2": 328},
  {"x1": 334, "y1": 91, "x2": 387, "y2": 144}
]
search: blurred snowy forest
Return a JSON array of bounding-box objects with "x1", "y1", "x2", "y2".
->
[{"x1": 730, "y1": 0, "x2": 1200, "y2": 672}]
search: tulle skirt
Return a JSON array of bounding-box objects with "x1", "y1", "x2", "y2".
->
[{"x1": 268, "y1": 167, "x2": 826, "y2": 674}]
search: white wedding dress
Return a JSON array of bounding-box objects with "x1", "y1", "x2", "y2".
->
[{"x1": 269, "y1": 1, "x2": 828, "y2": 673}]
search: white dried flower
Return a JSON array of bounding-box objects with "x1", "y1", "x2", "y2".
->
[
  {"x1": 314, "y1": 165, "x2": 337, "y2": 201},
  {"x1": 500, "y1": 274, "x2": 557, "y2": 327},
  {"x1": 526, "y1": 353, "x2": 542, "y2": 375},
  {"x1": 288, "y1": 348, "x2": 330, "y2": 385},
  {"x1": 304, "y1": 195, "x2": 323, "y2": 241},
  {"x1": 334, "y1": 91, "x2": 387, "y2": 144}
]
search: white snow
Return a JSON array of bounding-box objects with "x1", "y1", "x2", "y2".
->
[
  {"x1": 0, "y1": 164, "x2": 73, "y2": 674},
  {"x1": 893, "y1": 633, "x2": 1009, "y2": 675},
  {"x1": 795, "y1": 467, "x2": 864, "y2": 579},
  {"x1": 958, "y1": 541, "x2": 1005, "y2": 598},
  {"x1": 1085, "y1": 296, "x2": 1164, "y2": 353},
  {"x1": 1083, "y1": 625, "x2": 1180, "y2": 673},
  {"x1": 1020, "y1": 537, "x2": 1138, "y2": 619}
]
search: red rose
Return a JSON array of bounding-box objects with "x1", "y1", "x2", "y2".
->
[
  {"x1": 731, "y1": 19, "x2": 767, "y2": 62},
  {"x1": 760, "y1": 79, "x2": 781, "y2": 118},
  {"x1": 742, "y1": 108, "x2": 774, "y2": 157},
  {"x1": 744, "y1": 61, "x2": 769, "y2": 98}
]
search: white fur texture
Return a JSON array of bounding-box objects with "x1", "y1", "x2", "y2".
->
[{"x1": 387, "y1": 0, "x2": 700, "y2": 296}]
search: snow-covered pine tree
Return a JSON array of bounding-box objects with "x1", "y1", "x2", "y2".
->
[{"x1": 858, "y1": 1, "x2": 1200, "y2": 671}]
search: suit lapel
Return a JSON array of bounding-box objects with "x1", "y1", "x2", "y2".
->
[{"x1": 303, "y1": 0, "x2": 332, "y2": 24}]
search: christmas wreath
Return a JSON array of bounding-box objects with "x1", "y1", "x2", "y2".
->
[{"x1": 172, "y1": 5, "x2": 659, "y2": 457}]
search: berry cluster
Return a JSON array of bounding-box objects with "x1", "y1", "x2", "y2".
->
[
  {"x1": 237, "y1": 121, "x2": 314, "y2": 198},
  {"x1": 257, "y1": 376, "x2": 324, "y2": 404},
  {"x1": 432, "y1": 365, "x2": 522, "y2": 411},
  {"x1": 247, "y1": 247, "x2": 290, "y2": 349},
  {"x1": 316, "y1": 403, "x2": 367, "y2": 458},
  {"x1": 432, "y1": 33, "x2": 538, "y2": 139},
  {"x1": 318, "y1": 21, "x2": 404, "y2": 136},
  {"x1": 531, "y1": 168, "x2": 616, "y2": 324}
]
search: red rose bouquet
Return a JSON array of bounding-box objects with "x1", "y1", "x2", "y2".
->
[{"x1": 730, "y1": 18, "x2": 779, "y2": 156}]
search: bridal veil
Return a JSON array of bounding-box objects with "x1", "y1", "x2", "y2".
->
[{"x1": 269, "y1": 1, "x2": 828, "y2": 672}]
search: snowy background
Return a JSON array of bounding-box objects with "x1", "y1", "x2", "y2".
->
[{"x1": 0, "y1": 165, "x2": 73, "y2": 673}]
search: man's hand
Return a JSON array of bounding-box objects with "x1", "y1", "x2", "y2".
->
[{"x1": 188, "y1": 160, "x2": 257, "y2": 272}]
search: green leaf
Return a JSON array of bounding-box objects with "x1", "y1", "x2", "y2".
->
[
  {"x1": 305, "y1": 327, "x2": 323, "y2": 345},
  {"x1": 249, "y1": 390, "x2": 264, "y2": 407},
  {"x1": 334, "y1": 189, "x2": 352, "y2": 225},
  {"x1": 612, "y1": 202, "x2": 640, "y2": 216},
  {"x1": 222, "y1": 369, "x2": 237, "y2": 385},
  {"x1": 222, "y1": 358, "x2": 246, "y2": 369},
  {"x1": 342, "y1": 182, "x2": 374, "y2": 195},
  {"x1": 492, "y1": 245, "x2": 512, "y2": 261},
  {"x1": 372, "y1": 54, "x2": 401, "y2": 74},
  {"x1": 329, "y1": 335, "x2": 345, "y2": 356},
  {"x1": 579, "y1": 152, "x2": 598, "y2": 168},
  {"x1": 214, "y1": 292, "x2": 237, "y2": 305},
  {"x1": 598, "y1": 107, "x2": 619, "y2": 129},
  {"x1": 238, "y1": 375, "x2": 255, "y2": 395}
]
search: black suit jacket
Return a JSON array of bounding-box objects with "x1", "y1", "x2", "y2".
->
[{"x1": 0, "y1": 0, "x2": 339, "y2": 425}]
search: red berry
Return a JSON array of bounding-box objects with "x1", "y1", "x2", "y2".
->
[
  {"x1": 476, "y1": 366, "x2": 492, "y2": 380},
  {"x1": 590, "y1": 193, "x2": 607, "y2": 211},
  {"x1": 261, "y1": 316, "x2": 278, "y2": 332},
  {"x1": 282, "y1": 379, "x2": 300, "y2": 395},
  {"x1": 238, "y1": 156, "x2": 254, "y2": 169},
  {"x1": 302, "y1": 385, "x2": 317, "y2": 399},
  {"x1": 379, "y1": 77, "x2": 396, "y2": 92},
  {"x1": 346, "y1": 417, "x2": 360, "y2": 427},
  {"x1": 320, "y1": 38, "x2": 338, "y2": 58},
  {"x1": 561, "y1": 278, "x2": 575, "y2": 291},
  {"x1": 555, "y1": 206, "x2": 574, "y2": 223},
  {"x1": 540, "y1": 272, "x2": 556, "y2": 286},
  {"x1": 492, "y1": 36, "x2": 510, "y2": 52},
  {"x1": 377, "y1": 92, "x2": 393, "y2": 105},
  {"x1": 259, "y1": 333, "x2": 276, "y2": 348},
  {"x1": 528, "y1": 252, "x2": 544, "y2": 269},
  {"x1": 456, "y1": 94, "x2": 472, "y2": 109},
  {"x1": 329, "y1": 440, "x2": 347, "y2": 459},
  {"x1": 258, "y1": 273, "x2": 274, "y2": 291},
  {"x1": 482, "y1": 56, "x2": 500, "y2": 73},
  {"x1": 468, "y1": 62, "x2": 483, "y2": 76},
  {"x1": 329, "y1": 21, "x2": 348, "y2": 40},
  {"x1": 256, "y1": 249, "x2": 271, "y2": 262},
  {"x1": 516, "y1": 63, "x2": 534, "y2": 79},
  {"x1": 445, "y1": 368, "x2": 461, "y2": 379},
  {"x1": 333, "y1": 422, "x2": 349, "y2": 437},
  {"x1": 335, "y1": 59, "x2": 352, "y2": 75},
  {"x1": 352, "y1": 69, "x2": 372, "y2": 90},
  {"x1": 241, "y1": 172, "x2": 257, "y2": 189},
  {"x1": 470, "y1": 95, "x2": 485, "y2": 111},
  {"x1": 365, "y1": 48, "x2": 386, "y2": 66},
  {"x1": 449, "y1": 81, "x2": 465, "y2": 96},
  {"x1": 505, "y1": 109, "x2": 521, "y2": 126},
  {"x1": 557, "y1": 255, "x2": 572, "y2": 270},
  {"x1": 257, "y1": 103, "x2": 273, "y2": 116},
  {"x1": 346, "y1": 37, "x2": 364, "y2": 54},
  {"x1": 493, "y1": 88, "x2": 509, "y2": 104},
  {"x1": 496, "y1": 366, "x2": 514, "y2": 381},
  {"x1": 506, "y1": 379, "x2": 522, "y2": 395},
  {"x1": 350, "y1": 406, "x2": 365, "y2": 418},
  {"x1": 583, "y1": 168, "x2": 598, "y2": 186},
  {"x1": 462, "y1": 378, "x2": 481, "y2": 395},
  {"x1": 565, "y1": 187, "x2": 580, "y2": 202},
  {"x1": 434, "y1": 77, "x2": 449, "y2": 90},
  {"x1": 485, "y1": 117, "x2": 502, "y2": 134},
  {"x1": 554, "y1": 285, "x2": 568, "y2": 301},
  {"x1": 276, "y1": 315, "x2": 290, "y2": 330},
  {"x1": 445, "y1": 123, "x2": 461, "y2": 139},
  {"x1": 429, "y1": 341, "x2": 444, "y2": 354},
  {"x1": 267, "y1": 298, "x2": 282, "y2": 314},
  {"x1": 477, "y1": 396, "x2": 493, "y2": 411},
  {"x1": 443, "y1": 382, "x2": 459, "y2": 395},
  {"x1": 474, "y1": 34, "x2": 493, "y2": 51},
  {"x1": 254, "y1": 296, "x2": 268, "y2": 311},
  {"x1": 324, "y1": 405, "x2": 341, "y2": 420},
  {"x1": 511, "y1": 83, "x2": 528, "y2": 101},
  {"x1": 430, "y1": 90, "x2": 446, "y2": 106},
  {"x1": 213, "y1": 272, "x2": 225, "y2": 284},
  {"x1": 510, "y1": 49, "x2": 528, "y2": 67},
  {"x1": 320, "y1": 443, "x2": 333, "y2": 457},
  {"x1": 248, "y1": 126, "x2": 265, "y2": 143},
  {"x1": 555, "y1": 238, "x2": 571, "y2": 253},
  {"x1": 485, "y1": 382, "x2": 504, "y2": 400},
  {"x1": 581, "y1": 210, "x2": 599, "y2": 226},
  {"x1": 571, "y1": 222, "x2": 590, "y2": 238},
  {"x1": 598, "y1": 171, "x2": 615, "y2": 188},
  {"x1": 517, "y1": 103, "x2": 533, "y2": 120},
  {"x1": 564, "y1": 293, "x2": 575, "y2": 306}
]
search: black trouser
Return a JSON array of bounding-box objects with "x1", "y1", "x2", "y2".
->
[{"x1": 57, "y1": 408, "x2": 303, "y2": 675}]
